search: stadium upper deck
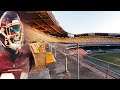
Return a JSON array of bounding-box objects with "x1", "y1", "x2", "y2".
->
[{"x1": 24, "y1": 25, "x2": 120, "y2": 47}]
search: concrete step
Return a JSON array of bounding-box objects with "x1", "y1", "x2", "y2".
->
[{"x1": 28, "y1": 68, "x2": 50, "y2": 79}]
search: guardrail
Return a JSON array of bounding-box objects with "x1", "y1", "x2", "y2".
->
[
  {"x1": 48, "y1": 42, "x2": 80, "y2": 79},
  {"x1": 83, "y1": 55, "x2": 120, "y2": 79},
  {"x1": 48, "y1": 42, "x2": 120, "y2": 79}
]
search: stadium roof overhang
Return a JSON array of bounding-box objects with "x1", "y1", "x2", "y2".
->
[
  {"x1": 16, "y1": 11, "x2": 68, "y2": 37},
  {"x1": 0, "y1": 11, "x2": 68, "y2": 37},
  {"x1": 74, "y1": 33, "x2": 120, "y2": 37}
]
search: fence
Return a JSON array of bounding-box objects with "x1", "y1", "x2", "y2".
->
[
  {"x1": 48, "y1": 42, "x2": 80, "y2": 79},
  {"x1": 83, "y1": 55, "x2": 120, "y2": 79}
]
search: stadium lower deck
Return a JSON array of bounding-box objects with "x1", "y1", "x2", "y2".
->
[{"x1": 24, "y1": 25, "x2": 120, "y2": 79}]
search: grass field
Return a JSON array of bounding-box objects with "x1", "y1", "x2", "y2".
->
[{"x1": 89, "y1": 53, "x2": 120, "y2": 69}]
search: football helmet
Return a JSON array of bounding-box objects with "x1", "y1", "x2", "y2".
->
[{"x1": 0, "y1": 11, "x2": 24, "y2": 51}]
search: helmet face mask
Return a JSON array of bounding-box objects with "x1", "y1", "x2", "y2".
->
[
  {"x1": 10, "y1": 25, "x2": 21, "y2": 33},
  {"x1": 0, "y1": 11, "x2": 23, "y2": 51}
]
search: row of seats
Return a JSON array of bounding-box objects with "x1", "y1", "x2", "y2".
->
[
  {"x1": 24, "y1": 25, "x2": 120, "y2": 45},
  {"x1": 56, "y1": 37, "x2": 120, "y2": 43},
  {"x1": 24, "y1": 26, "x2": 59, "y2": 43}
]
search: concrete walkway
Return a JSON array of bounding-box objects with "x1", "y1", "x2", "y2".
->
[{"x1": 28, "y1": 50, "x2": 103, "y2": 79}]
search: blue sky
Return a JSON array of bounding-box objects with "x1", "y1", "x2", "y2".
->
[{"x1": 52, "y1": 11, "x2": 120, "y2": 34}]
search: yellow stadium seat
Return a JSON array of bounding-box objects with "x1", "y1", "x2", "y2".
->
[{"x1": 46, "y1": 52, "x2": 56, "y2": 65}]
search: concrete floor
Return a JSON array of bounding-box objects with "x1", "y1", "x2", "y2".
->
[{"x1": 28, "y1": 51, "x2": 102, "y2": 79}]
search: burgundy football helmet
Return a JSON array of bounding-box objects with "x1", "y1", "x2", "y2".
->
[{"x1": 0, "y1": 11, "x2": 24, "y2": 51}]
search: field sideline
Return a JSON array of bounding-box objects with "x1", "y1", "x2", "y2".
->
[{"x1": 88, "y1": 52, "x2": 120, "y2": 69}]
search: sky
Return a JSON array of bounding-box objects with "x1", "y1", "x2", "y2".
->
[{"x1": 52, "y1": 11, "x2": 120, "y2": 34}]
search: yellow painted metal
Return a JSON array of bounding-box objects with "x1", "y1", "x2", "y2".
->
[
  {"x1": 29, "y1": 43, "x2": 46, "y2": 71},
  {"x1": 46, "y1": 52, "x2": 56, "y2": 65},
  {"x1": 29, "y1": 42, "x2": 56, "y2": 71}
]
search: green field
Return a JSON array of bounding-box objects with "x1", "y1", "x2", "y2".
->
[{"x1": 88, "y1": 53, "x2": 120, "y2": 69}]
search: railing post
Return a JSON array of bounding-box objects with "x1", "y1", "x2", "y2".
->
[
  {"x1": 50, "y1": 44, "x2": 52, "y2": 53},
  {"x1": 77, "y1": 43, "x2": 80, "y2": 79},
  {"x1": 54, "y1": 43, "x2": 56, "y2": 58},
  {"x1": 48, "y1": 43, "x2": 50, "y2": 51},
  {"x1": 106, "y1": 63, "x2": 110, "y2": 79},
  {"x1": 65, "y1": 54, "x2": 68, "y2": 73}
]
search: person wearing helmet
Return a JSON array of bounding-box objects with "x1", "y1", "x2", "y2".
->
[{"x1": 0, "y1": 11, "x2": 34, "y2": 79}]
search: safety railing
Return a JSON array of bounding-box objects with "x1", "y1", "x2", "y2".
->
[
  {"x1": 83, "y1": 55, "x2": 120, "y2": 79},
  {"x1": 48, "y1": 42, "x2": 85, "y2": 79},
  {"x1": 48, "y1": 42, "x2": 120, "y2": 79}
]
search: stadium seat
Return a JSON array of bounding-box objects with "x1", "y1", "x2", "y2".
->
[{"x1": 46, "y1": 52, "x2": 56, "y2": 65}]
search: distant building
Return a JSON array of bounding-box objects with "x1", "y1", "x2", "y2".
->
[
  {"x1": 88, "y1": 33, "x2": 95, "y2": 36},
  {"x1": 68, "y1": 33, "x2": 74, "y2": 38}
]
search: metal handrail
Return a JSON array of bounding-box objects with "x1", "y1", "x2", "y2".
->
[{"x1": 83, "y1": 55, "x2": 120, "y2": 78}]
